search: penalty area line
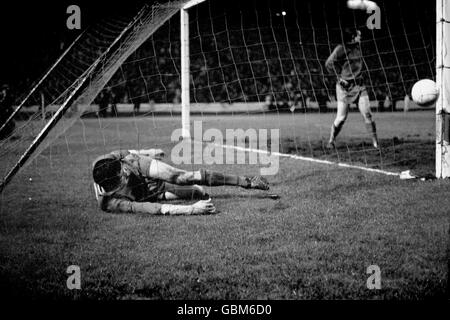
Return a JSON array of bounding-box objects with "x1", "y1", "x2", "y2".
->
[{"x1": 192, "y1": 139, "x2": 400, "y2": 177}]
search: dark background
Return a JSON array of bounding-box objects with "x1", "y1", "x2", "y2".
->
[
  {"x1": 0, "y1": 0, "x2": 151, "y2": 88},
  {"x1": 0, "y1": 0, "x2": 436, "y2": 103}
]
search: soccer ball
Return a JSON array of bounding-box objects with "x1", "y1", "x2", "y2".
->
[
  {"x1": 347, "y1": 0, "x2": 378, "y2": 11},
  {"x1": 411, "y1": 79, "x2": 439, "y2": 107}
]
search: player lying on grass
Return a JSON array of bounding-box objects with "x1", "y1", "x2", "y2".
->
[
  {"x1": 325, "y1": 28, "x2": 379, "y2": 149},
  {"x1": 92, "y1": 148, "x2": 269, "y2": 215}
]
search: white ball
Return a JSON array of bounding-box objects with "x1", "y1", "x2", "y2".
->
[
  {"x1": 347, "y1": 0, "x2": 366, "y2": 10},
  {"x1": 347, "y1": 0, "x2": 378, "y2": 11},
  {"x1": 411, "y1": 79, "x2": 439, "y2": 107},
  {"x1": 365, "y1": 1, "x2": 378, "y2": 11}
]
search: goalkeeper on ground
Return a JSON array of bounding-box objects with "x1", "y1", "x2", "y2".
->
[
  {"x1": 325, "y1": 28, "x2": 379, "y2": 149},
  {"x1": 92, "y1": 149, "x2": 269, "y2": 215}
]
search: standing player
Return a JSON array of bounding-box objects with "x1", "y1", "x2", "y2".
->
[
  {"x1": 325, "y1": 28, "x2": 379, "y2": 149},
  {"x1": 92, "y1": 148, "x2": 269, "y2": 215}
]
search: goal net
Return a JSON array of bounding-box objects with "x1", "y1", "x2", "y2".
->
[
  {"x1": 0, "y1": 2, "x2": 184, "y2": 193},
  {"x1": 0, "y1": 0, "x2": 442, "y2": 200}
]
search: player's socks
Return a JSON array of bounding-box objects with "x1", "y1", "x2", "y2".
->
[
  {"x1": 242, "y1": 176, "x2": 270, "y2": 190},
  {"x1": 365, "y1": 121, "x2": 379, "y2": 149},
  {"x1": 200, "y1": 169, "x2": 247, "y2": 187},
  {"x1": 199, "y1": 169, "x2": 269, "y2": 190},
  {"x1": 328, "y1": 123, "x2": 343, "y2": 147},
  {"x1": 163, "y1": 183, "x2": 208, "y2": 200}
]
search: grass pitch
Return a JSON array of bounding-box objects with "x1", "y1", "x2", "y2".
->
[{"x1": 0, "y1": 110, "x2": 448, "y2": 299}]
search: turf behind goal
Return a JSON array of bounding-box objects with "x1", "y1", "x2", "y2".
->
[{"x1": 0, "y1": 0, "x2": 446, "y2": 195}]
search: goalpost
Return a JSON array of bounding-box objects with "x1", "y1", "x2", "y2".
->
[
  {"x1": 0, "y1": 0, "x2": 448, "y2": 195},
  {"x1": 180, "y1": 1, "x2": 208, "y2": 138},
  {"x1": 180, "y1": 0, "x2": 208, "y2": 139},
  {"x1": 435, "y1": 0, "x2": 450, "y2": 178}
]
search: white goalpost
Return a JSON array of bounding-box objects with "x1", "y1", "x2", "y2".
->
[
  {"x1": 435, "y1": 0, "x2": 450, "y2": 178},
  {"x1": 180, "y1": 0, "x2": 207, "y2": 139}
]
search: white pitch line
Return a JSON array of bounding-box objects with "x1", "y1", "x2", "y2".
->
[{"x1": 193, "y1": 140, "x2": 401, "y2": 177}]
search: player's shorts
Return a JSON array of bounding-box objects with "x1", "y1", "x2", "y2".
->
[{"x1": 336, "y1": 78, "x2": 367, "y2": 105}]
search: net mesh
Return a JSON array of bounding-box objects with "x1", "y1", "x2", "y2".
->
[
  {"x1": 0, "y1": 0, "x2": 437, "y2": 198},
  {"x1": 0, "y1": 1, "x2": 185, "y2": 189}
]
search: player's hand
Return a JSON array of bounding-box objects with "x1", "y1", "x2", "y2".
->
[
  {"x1": 338, "y1": 78, "x2": 350, "y2": 90},
  {"x1": 191, "y1": 199, "x2": 216, "y2": 215}
]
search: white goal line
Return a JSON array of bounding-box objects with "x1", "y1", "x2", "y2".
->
[{"x1": 192, "y1": 140, "x2": 401, "y2": 177}]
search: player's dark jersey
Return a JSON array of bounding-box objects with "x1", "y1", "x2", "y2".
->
[
  {"x1": 325, "y1": 43, "x2": 363, "y2": 81},
  {"x1": 92, "y1": 150, "x2": 164, "y2": 214}
]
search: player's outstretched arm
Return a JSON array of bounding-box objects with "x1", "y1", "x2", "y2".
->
[
  {"x1": 102, "y1": 196, "x2": 216, "y2": 215},
  {"x1": 161, "y1": 199, "x2": 216, "y2": 215}
]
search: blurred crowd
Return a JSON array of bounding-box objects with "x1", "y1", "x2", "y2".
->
[
  {"x1": 92, "y1": 24, "x2": 432, "y2": 115},
  {"x1": 4, "y1": 22, "x2": 432, "y2": 117}
]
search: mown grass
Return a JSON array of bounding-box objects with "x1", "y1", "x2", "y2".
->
[{"x1": 0, "y1": 111, "x2": 448, "y2": 299}]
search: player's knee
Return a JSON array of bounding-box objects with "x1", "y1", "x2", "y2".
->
[
  {"x1": 362, "y1": 112, "x2": 372, "y2": 123},
  {"x1": 173, "y1": 175, "x2": 185, "y2": 185},
  {"x1": 172, "y1": 172, "x2": 192, "y2": 185},
  {"x1": 334, "y1": 114, "x2": 347, "y2": 126},
  {"x1": 162, "y1": 192, "x2": 178, "y2": 200}
]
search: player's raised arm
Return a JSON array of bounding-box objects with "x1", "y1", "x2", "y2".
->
[{"x1": 325, "y1": 44, "x2": 345, "y2": 75}]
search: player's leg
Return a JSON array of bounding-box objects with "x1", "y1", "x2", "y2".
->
[
  {"x1": 141, "y1": 158, "x2": 269, "y2": 190},
  {"x1": 328, "y1": 82, "x2": 350, "y2": 148},
  {"x1": 357, "y1": 91, "x2": 379, "y2": 149},
  {"x1": 328, "y1": 99, "x2": 349, "y2": 148},
  {"x1": 158, "y1": 183, "x2": 209, "y2": 201}
]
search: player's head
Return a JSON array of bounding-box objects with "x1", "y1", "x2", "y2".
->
[
  {"x1": 343, "y1": 28, "x2": 361, "y2": 45},
  {"x1": 92, "y1": 157, "x2": 123, "y2": 192}
]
